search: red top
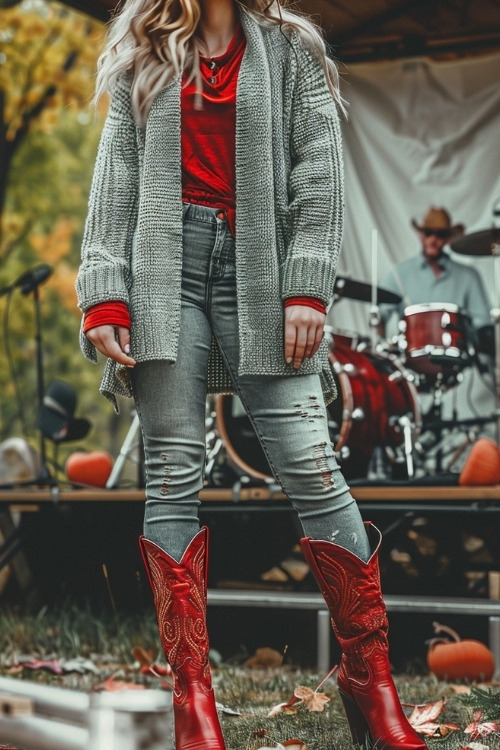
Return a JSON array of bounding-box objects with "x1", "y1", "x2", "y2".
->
[{"x1": 181, "y1": 22, "x2": 246, "y2": 237}]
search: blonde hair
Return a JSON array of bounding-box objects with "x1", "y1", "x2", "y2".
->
[{"x1": 95, "y1": 0, "x2": 345, "y2": 126}]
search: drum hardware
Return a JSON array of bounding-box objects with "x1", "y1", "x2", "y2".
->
[
  {"x1": 450, "y1": 227, "x2": 500, "y2": 257},
  {"x1": 398, "y1": 414, "x2": 415, "y2": 478},
  {"x1": 414, "y1": 430, "x2": 438, "y2": 456},
  {"x1": 105, "y1": 411, "x2": 145, "y2": 489},
  {"x1": 335, "y1": 445, "x2": 351, "y2": 462},
  {"x1": 205, "y1": 434, "x2": 223, "y2": 480},
  {"x1": 333, "y1": 276, "x2": 402, "y2": 305}
]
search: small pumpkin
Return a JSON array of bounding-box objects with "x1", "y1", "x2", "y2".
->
[
  {"x1": 459, "y1": 437, "x2": 500, "y2": 486},
  {"x1": 426, "y1": 621, "x2": 495, "y2": 682},
  {"x1": 65, "y1": 450, "x2": 114, "y2": 488}
]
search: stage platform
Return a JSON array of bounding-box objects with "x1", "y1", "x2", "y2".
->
[
  {"x1": 1, "y1": 483, "x2": 499, "y2": 672},
  {"x1": 1, "y1": 483, "x2": 500, "y2": 506}
]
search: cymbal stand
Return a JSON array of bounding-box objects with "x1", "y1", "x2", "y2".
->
[
  {"x1": 398, "y1": 414, "x2": 415, "y2": 478},
  {"x1": 420, "y1": 377, "x2": 450, "y2": 474},
  {"x1": 370, "y1": 228, "x2": 380, "y2": 349},
  {"x1": 105, "y1": 412, "x2": 143, "y2": 489}
]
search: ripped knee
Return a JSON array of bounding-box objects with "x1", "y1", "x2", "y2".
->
[{"x1": 313, "y1": 442, "x2": 337, "y2": 489}]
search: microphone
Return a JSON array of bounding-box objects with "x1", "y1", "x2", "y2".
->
[
  {"x1": 17, "y1": 264, "x2": 53, "y2": 295},
  {"x1": 0, "y1": 265, "x2": 53, "y2": 297}
]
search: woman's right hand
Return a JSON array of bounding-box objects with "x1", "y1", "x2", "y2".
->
[{"x1": 85, "y1": 325, "x2": 136, "y2": 367}]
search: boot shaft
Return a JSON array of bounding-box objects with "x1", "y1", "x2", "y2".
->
[
  {"x1": 139, "y1": 528, "x2": 211, "y2": 674},
  {"x1": 300, "y1": 523, "x2": 388, "y2": 653}
]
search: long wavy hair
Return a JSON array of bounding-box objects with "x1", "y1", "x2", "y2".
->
[{"x1": 95, "y1": 0, "x2": 346, "y2": 126}]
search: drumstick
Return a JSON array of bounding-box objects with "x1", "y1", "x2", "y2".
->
[
  {"x1": 370, "y1": 229, "x2": 379, "y2": 346},
  {"x1": 371, "y1": 228, "x2": 378, "y2": 307}
]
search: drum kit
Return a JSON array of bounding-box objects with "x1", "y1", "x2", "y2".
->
[{"x1": 207, "y1": 227, "x2": 500, "y2": 487}]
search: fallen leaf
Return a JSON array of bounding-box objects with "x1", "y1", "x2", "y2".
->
[
  {"x1": 408, "y1": 699, "x2": 460, "y2": 738},
  {"x1": 216, "y1": 702, "x2": 240, "y2": 716},
  {"x1": 282, "y1": 741, "x2": 309, "y2": 749},
  {"x1": 268, "y1": 699, "x2": 299, "y2": 717},
  {"x1": 465, "y1": 711, "x2": 498, "y2": 740},
  {"x1": 253, "y1": 729, "x2": 270, "y2": 738},
  {"x1": 294, "y1": 686, "x2": 330, "y2": 712},
  {"x1": 139, "y1": 663, "x2": 172, "y2": 677},
  {"x1": 61, "y1": 658, "x2": 101, "y2": 675},
  {"x1": 94, "y1": 676, "x2": 147, "y2": 692},
  {"x1": 21, "y1": 658, "x2": 63, "y2": 675},
  {"x1": 131, "y1": 645, "x2": 155, "y2": 667},
  {"x1": 408, "y1": 698, "x2": 446, "y2": 726}
]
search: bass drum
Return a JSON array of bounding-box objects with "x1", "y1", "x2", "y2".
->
[
  {"x1": 329, "y1": 338, "x2": 421, "y2": 477},
  {"x1": 215, "y1": 338, "x2": 420, "y2": 481}
]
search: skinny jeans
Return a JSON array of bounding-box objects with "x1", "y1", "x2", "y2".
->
[{"x1": 131, "y1": 203, "x2": 369, "y2": 561}]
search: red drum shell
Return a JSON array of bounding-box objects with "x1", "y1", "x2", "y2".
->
[
  {"x1": 401, "y1": 303, "x2": 471, "y2": 375},
  {"x1": 330, "y1": 338, "x2": 421, "y2": 455}
]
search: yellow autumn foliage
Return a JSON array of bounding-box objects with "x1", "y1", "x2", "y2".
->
[
  {"x1": 30, "y1": 218, "x2": 75, "y2": 264},
  {"x1": 0, "y1": 0, "x2": 104, "y2": 141}
]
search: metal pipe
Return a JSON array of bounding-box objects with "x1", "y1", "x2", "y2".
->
[
  {"x1": 88, "y1": 690, "x2": 173, "y2": 750},
  {"x1": 489, "y1": 616, "x2": 500, "y2": 671},
  {"x1": 0, "y1": 677, "x2": 89, "y2": 724},
  {"x1": 0, "y1": 714, "x2": 88, "y2": 750},
  {"x1": 0, "y1": 682, "x2": 173, "y2": 749},
  {"x1": 317, "y1": 609, "x2": 332, "y2": 675}
]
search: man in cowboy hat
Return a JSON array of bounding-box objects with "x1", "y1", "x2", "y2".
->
[{"x1": 378, "y1": 206, "x2": 491, "y2": 336}]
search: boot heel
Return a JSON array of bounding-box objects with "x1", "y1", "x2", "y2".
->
[{"x1": 339, "y1": 689, "x2": 372, "y2": 749}]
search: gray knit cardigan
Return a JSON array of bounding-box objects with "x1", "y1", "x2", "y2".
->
[{"x1": 76, "y1": 10, "x2": 344, "y2": 409}]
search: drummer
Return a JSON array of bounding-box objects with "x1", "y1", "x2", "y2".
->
[{"x1": 378, "y1": 206, "x2": 491, "y2": 342}]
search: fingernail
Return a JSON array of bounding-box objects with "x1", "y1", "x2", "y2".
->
[
  {"x1": 124, "y1": 344, "x2": 130, "y2": 354},
  {"x1": 286, "y1": 357, "x2": 292, "y2": 364}
]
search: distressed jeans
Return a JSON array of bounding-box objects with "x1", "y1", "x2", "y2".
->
[{"x1": 131, "y1": 203, "x2": 370, "y2": 561}]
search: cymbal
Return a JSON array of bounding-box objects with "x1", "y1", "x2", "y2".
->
[
  {"x1": 334, "y1": 276, "x2": 402, "y2": 304},
  {"x1": 450, "y1": 228, "x2": 500, "y2": 256}
]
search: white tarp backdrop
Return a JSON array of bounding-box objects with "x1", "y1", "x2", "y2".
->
[{"x1": 329, "y1": 51, "x2": 500, "y2": 453}]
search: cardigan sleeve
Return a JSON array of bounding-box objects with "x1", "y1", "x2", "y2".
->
[
  {"x1": 75, "y1": 76, "x2": 139, "y2": 361},
  {"x1": 281, "y1": 40, "x2": 344, "y2": 305}
]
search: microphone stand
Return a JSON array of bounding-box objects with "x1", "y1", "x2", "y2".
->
[
  {"x1": 11, "y1": 266, "x2": 55, "y2": 486},
  {"x1": 32, "y1": 284, "x2": 53, "y2": 485}
]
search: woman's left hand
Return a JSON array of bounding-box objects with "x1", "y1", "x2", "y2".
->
[{"x1": 284, "y1": 305, "x2": 326, "y2": 369}]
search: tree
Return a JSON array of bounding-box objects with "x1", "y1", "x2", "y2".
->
[
  {"x1": 0, "y1": 0, "x2": 103, "y2": 253},
  {"x1": 0, "y1": 3, "x2": 138, "y2": 480}
]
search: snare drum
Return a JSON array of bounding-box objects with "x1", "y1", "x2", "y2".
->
[{"x1": 399, "y1": 303, "x2": 472, "y2": 376}]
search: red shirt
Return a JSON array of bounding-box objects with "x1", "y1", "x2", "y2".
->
[{"x1": 181, "y1": 22, "x2": 246, "y2": 236}]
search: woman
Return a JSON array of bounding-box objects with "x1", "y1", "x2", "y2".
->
[{"x1": 76, "y1": 1, "x2": 426, "y2": 748}]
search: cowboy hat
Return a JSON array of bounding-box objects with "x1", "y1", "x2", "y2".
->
[
  {"x1": 411, "y1": 206, "x2": 465, "y2": 238},
  {"x1": 36, "y1": 380, "x2": 90, "y2": 443}
]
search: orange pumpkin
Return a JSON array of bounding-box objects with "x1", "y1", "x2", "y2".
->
[
  {"x1": 459, "y1": 437, "x2": 500, "y2": 486},
  {"x1": 65, "y1": 451, "x2": 114, "y2": 488},
  {"x1": 427, "y1": 621, "x2": 495, "y2": 681}
]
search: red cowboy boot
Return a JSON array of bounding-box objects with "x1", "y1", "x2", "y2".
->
[
  {"x1": 301, "y1": 523, "x2": 426, "y2": 750},
  {"x1": 139, "y1": 527, "x2": 226, "y2": 750}
]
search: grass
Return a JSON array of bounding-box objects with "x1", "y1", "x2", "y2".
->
[{"x1": 0, "y1": 603, "x2": 499, "y2": 749}]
